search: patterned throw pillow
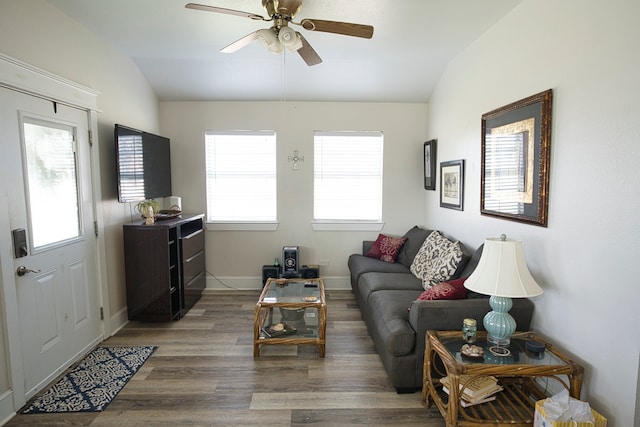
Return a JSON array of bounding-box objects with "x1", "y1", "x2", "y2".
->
[
  {"x1": 365, "y1": 234, "x2": 408, "y2": 263},
  {"x1": 410, "y1": 231, "x2": 464, "y2": 289},
  {"x1": 416, "y1": 277, "x2": 468, "y2": 300}
]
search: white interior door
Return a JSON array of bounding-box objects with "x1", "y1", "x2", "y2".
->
[{"x1": 0, "y1": 87, "x2": 103, "y2": 398}]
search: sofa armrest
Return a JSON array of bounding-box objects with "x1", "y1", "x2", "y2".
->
[{"x1": 362, "y1": 240, "x2": 375, "y2": 255}]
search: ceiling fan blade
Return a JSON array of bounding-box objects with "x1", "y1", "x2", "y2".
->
[
  {"x1": 220, "y1": 31, "x2": 259, "y2": 53},
  {"x1": 276, "y1": 0, "x2": 304, "y2": 17},
  {"x1": 300, "y1": 19, "x2": 374, "y2": 39},
  {"x1": 296, "y1": 33, "x2": 322, "y2": 66},
  {"x1": 185, "y1": 3, "x2": 267, "y2": 21}
]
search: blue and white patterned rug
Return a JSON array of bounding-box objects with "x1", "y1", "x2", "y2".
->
[{"x1": 21, "y1": 346, "x2": 156, "y2": 413}]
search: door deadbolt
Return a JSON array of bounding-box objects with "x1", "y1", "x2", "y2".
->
[
  {"x1": 16, "y1": 266, "x2": 41, "y2": 276},
  {"x1": 12, "y1": 228, "x2": 28, "y2": 258}
]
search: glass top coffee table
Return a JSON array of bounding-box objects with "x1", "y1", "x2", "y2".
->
[
  {"x1": 422, "y1": 330, "x2": 584, "y2": 426},
  {"x1": 253, "y1": 277, "x2": 326, "y2": 357}
]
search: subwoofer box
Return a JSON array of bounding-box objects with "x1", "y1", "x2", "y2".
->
[
  {"x1": 301, "y1": 265, "x2": 320, "y2": 279},
  {"x1": 262, "y1": 265, "x2": 280, "y2": 287}
]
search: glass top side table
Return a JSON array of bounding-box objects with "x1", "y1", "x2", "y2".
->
[{"x1": 422, "y1": 330, "x2": 584, "y2": 427}]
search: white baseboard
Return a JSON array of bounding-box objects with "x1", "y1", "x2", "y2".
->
[
  {"x1": 108, "y1": 306, "x2": 130, "y2": 336},
  {"x1": 0, "y1": 390, "x2": 16, "y2": 426},
  {"x1": 205, "y1": 276, "x2": 351, "y2": 290}
]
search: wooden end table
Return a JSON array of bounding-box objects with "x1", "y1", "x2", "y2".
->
[
  {"x1": 254, "y1": 277, "x2": 326, "y2": 357},
  {"x1": 422, "y1": 330, "x2": 584, "y2": 427}
]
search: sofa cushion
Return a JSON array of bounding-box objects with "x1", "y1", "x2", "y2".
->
[
  {"x1": 457, "y1": 244, "x2": 490, "y2": 299},
  {"x1": 365, "y1": 233, "x2": 407, "y2": 263},
  {"x1": 459, "y1": 243, "x2": 483, "y2": 278},
  {"x1": 348, "y1": 254, "x2": 411, "y2": 286},
  {"x1": 356, "y1": 272, "x2": 422, "y2": 305},
  {"x1": 410, "y1": 231, "x2": 465, "y2": 289},
  {"x1": 368, "y1": 290, "x2": 422, "y2": 356},
  {"x1": 349, "y1": 255, "x2": 412, "y2": 276},
  {"x1": 416, "y1": 277, "x2": 467, "y2": 301},
  {"x1": 396, "y1": 226, "x2": 432, "y2": 268}
]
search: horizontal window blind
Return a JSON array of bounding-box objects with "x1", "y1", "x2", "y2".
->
[
  {"x1": 484, "y1": 133, "x2": 526, "y2": 215},
  {"x1": 205, "y1": 131, "x2": 277, "y2": 222},
  {"x1": 116, "y1": 133, "x2": 145, "y2": 202},
  {"x1": 314, "y1": 131, "x2": 383, "y2": 222}
]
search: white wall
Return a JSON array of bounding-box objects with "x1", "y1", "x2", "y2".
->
[
  {"x1": 426, "y1": 0, "x2": 640, "y2": 425},
  {"x1": 160, "y1": 101, "x2": 428, "y2": 289}
]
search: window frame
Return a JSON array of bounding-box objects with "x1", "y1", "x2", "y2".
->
[
  {"x1": 204, "y1": 130, "x2": 278, "y2": 231},
  {"x1": 312, "y1": 130, "x2": 384, "y2": 231}
]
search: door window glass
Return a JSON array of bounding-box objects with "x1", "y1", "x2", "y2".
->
[{"x1": 22, "y1": 117, "x2": 81, "y2": 249}]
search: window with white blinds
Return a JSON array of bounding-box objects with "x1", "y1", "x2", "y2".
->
[
  {"x1": 205, "y1": 131, "x2": 277, "y2": 222},
  {"x1": 313, "y1": 131, "x2": 383, "y2": 222}
]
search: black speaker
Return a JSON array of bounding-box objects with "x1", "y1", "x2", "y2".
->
[
  {"x1": 282, "y1": 246, "x2": 299, "y2": 274},
  {"x1": 262, "y1": 265, "x2": 280, "y2": 287},
  {"x1": 301, "y1": 265, "x2": 320, "y2": 279}
]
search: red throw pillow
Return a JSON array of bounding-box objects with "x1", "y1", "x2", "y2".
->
[
  {"x1": 365, "y1": 234, "x2": 408, "y2": 263},
  {"x1": 417, "y1": 277, "x2": 468, "y2": 300}
]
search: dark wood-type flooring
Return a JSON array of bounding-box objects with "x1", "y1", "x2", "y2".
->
[{"x1": 6, "y1": 290, "x2": 445, "y2": 426}]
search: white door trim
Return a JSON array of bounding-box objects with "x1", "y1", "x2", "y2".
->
[
  {"x1": 0, "y1": 53, "x2": 109, "y2": 418},
  {"x1": 0, "y1": 53, "x2": 100, "y2": 111}
]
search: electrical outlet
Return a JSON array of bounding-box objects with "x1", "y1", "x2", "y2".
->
[{"x1": 318, "y1": 259, "x2": 329, "y2": 266}]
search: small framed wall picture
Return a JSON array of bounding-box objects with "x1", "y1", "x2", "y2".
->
[
  {"x1": 440, "y1": 159, "x2": 465, "y2": 210},
  {"x1": 423, "y1": 139, "x2": 437, "y2": 190}
]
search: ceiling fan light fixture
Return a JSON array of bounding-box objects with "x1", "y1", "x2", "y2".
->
[
  {"x1": 285, "y1": 37, "x2": 303, "y2": 52},
  {"x1": 186, "y1": 1, "x2": 374, "y2": 65},
  {"x1": 278, "y1": 26, "x2": 296, "y2": 45},
  {"x1": 257, "y1": 28, "x2": 283, "y2": 54}
]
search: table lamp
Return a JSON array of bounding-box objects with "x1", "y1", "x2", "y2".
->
[{"x1": 464, "y1": 234, "x2": 543, "y2": 347}]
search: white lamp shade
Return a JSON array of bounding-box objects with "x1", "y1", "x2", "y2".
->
[
  {"x1": 257, "y1": 29, "x2": 283, "y2": 54},
  {"x1": 278, "y1": 26, "x2": 302, "y2": 51},
  {"x1": 464, "y1": 236, "x2": 543, "y2": 298}
]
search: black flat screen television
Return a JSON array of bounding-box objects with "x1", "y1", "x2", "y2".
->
[{"x1": 115, "y1": 124, "x2": 172, "y2": 203}]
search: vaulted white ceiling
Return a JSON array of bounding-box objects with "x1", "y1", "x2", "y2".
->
[{"x1": 48, "y1": 0, "x2": 523, "y2": 102}]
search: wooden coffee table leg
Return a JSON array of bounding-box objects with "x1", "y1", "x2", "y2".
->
[
  {"x1": 319, "y1": 304, "x2": 326, "y2": 357},
  {"x1": 253, "y1": 304, "x2": 261, "y2": 357}
]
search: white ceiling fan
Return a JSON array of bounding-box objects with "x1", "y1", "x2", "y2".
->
[{"x1": 185, "y1": 0, "x2": 374, "y2": 66}]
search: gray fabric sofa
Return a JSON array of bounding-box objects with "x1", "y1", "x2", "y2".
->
[{"x1": 347, "y1": 226, "x2": 535, "y2": 392}]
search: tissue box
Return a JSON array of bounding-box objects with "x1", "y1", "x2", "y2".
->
[{"x1": 534, "y1": 399, "x2": 607, "y2": 427}]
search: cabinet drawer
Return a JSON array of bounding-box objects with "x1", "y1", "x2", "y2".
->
[
  {"x1": 183, "y1": 249, "x2": 205, "y2": 285},
  {"x1": 181, "y1": 229, "x2": 204, "y2": 259}
]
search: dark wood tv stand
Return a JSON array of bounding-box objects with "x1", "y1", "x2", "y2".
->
[{"x1": 123, "y1": 213, "x2": 206, "y2": 321}]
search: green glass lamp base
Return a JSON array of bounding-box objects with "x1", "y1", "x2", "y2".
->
[{"x1": 483, "y1": 295, "x2": 516, "y2": 347}]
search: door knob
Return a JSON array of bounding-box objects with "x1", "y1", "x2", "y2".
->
[{"x1": 16, "y1": 266, "x2": 41, "y2": 276}]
